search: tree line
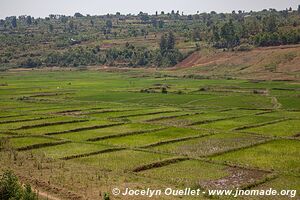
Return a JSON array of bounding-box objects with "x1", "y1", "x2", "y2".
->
[{"x1": 1, "y1": 6, "x2": 300, "y2": 69}]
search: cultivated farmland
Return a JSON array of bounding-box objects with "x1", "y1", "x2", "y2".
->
[{"x1": 0, "y1": 70, "x2": 299, "y2": 200}]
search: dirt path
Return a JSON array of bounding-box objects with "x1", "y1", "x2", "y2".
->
[
  {"x1": 271, "y1": 96, "x2": 282, "y2": 110},
  {"x1": 35, "y1": 189, "x2": 62, "y2": 200}
]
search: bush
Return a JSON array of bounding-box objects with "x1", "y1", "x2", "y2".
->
[
  {"x1": 161, "y1": 87, "x2": 168, "y2": 94},
  {"x1": 19, "y1": 57, "x2": 41, "y2": 68},
  {"x1": 0, "y1": 170, "x2": 37, "y2": 200},
  {"x1": 235, "y1": 44, "x2": 253, "y2": 51},
  {"x1": 103, "y1": 192, "x2": 110, "y2": 200}
]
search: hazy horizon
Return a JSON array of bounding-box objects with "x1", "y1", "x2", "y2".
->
[{"x1": 1, "y1": 0, "x2": 299, "y2": 19}]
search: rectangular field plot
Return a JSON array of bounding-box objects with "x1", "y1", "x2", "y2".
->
[
  {"x1": 0, "y1": 114, "x2": 39, "y2": 123},
  {"x1": 152, "y1": 109, "x2": 259, "y2": 127},
  {"x1": 277, "y1": 96, "x2": 300, "y2": 110},
  {"x1": 258, "y1": 111, "x2": 300, "y2": 119},
  {"x1": 139, "y1": 159, "x2": 270, "y2": 189},
  {"x1": 139, "y1": 160, "x2": 227, "y2": 187},
  {"x1": 192, "y1": 115, "x2": 280, "y2": 131},
  {"x1": 95, "y1": 127, "x2": 205, "y2": 147},
  {"x1": 0, "y1": 133, "x2": 10, "y2": 137},
  {"x1": 0, "y1": 116, "x2": 83, "y2": 131},
  {"x1": 186, "y1": 94, "x2": 273, "y2": 109},
  {"x1": 9, "y1": 136, "x2": 58, "y2": 149},
  {"x1": 14, "y1": 120, "x2": 116, "y2": 135},
  {"x1": 87, "y1": 107, "x2": 179, "y2": 120},
  {"x1": 251, "y1": 176, "x2": 300, "y2": 199},
  {"x1": 212, "y1": 140, "x2": 300, "y2": 175},
  {"x1": 52, "y1": 123, "x2": 162, "y2": 141},
  {"x1": 31, "y1": 142, "x2": 110, "y2": 159},
  {"x1": 139, "y1": 160, "x2": 229, "y2": 184},
  {"x1": 71, "y1": 150, "x2": 172, "y2": 172},
  {"x1": 125, "y1": 111, "x2": 191, "y2": 122},
  {"x1": 149, "y1": 133, "x2": 268, "y2": 157},
  {"x1": 244, "y1": 120, "x2": 300, "y2": 137},
  {"x1": 78, "y1": 91, "x2": 219, "y2": 106}
]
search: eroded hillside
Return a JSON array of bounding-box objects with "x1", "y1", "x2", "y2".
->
[{"x1": 172, "y1": 45, "x2": 300, "y2": 81}]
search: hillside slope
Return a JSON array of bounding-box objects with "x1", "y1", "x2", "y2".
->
[{"x1": 171, "y1": 45, "x2": 300, "y2": 81}]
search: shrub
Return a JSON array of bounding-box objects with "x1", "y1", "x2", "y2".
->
[
  {"x1": 161, "y1": 87, "x2": 168, "y2": 94},
  {"x1": 103, "y1": 192, "x2": 110, "y2": 200},
  {"x1": 0, "y1": 170, "x2": 37, "y2": 200}
]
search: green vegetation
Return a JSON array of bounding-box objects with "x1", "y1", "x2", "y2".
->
[
  {"x1": 244, "y1": 119, "x2": 300, "y2": 137},
  {"x1": 1, "y1": 8, "x2": 300, "y2": 69},
  {"x1": 212, "y1": 140, "x2": 300, "y2": 175},
  {"x1": 72, "y1": 150, "x2": 172, "y2": 172},
  {"x1": 0, "y1": 170, "x2": 37, "y2": 200},
  {"x1": 139, "y1": 160, "x2": 229, "y2": 187},
  {"x1": 0, "y1": 70, "x2": 299, "y2": 199}
]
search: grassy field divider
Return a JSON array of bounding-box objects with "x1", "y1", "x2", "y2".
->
[
  {"x1": 233, "y1": 118, "x2": 290, "y2": 131},
  {"x1": 294, "y1": 133, "x2": 300, "y2": 137},
  {"x1": 145, "y1": 113, "x2": 199, "y2": 122},
  {"x1": 17, "y1": 140, "x2": 71, "y2": 151},
  {"x1": 59, "y1": 147, "x2": 125, "y2": 160},
  {"x1": 132, "y1": 157, "x2": 189, "y2": 172},
  {"x1": 13, "y1": 119, "x2": 89, "y2": 130},
  {"x1": 254, "y1": 110, "x2": 275, "y2": 115},
  {"x1": 237, "y1": 108, "x2": 274, "y2": 111},
  {"x1": 140, "y1": 133, "x2": 213, "y2": 148},
  {"x1": 86, "y1": 109, "x2": 139, "y2": 115},
  {"x1": 86, "y1": 127, "x2": 167, "y2": 141},
  {"x1": 110, "y1": 110, "x2": 179, "y2": 119},
  {"x1": 28, "y1": 92, "x2": 74, "y2": 98},
  {"x1": 188, "y1": 116, "x2": 242, "y2": 126},
  {"x1": 0, "y1": 116, "x2": 52, "y2": 125},
  {"x1": 53, "y1": 107, "x2": 106, "y2": 114},
  {"x1": 45, "y1": 122, "x2": 125, "y2": 136},
  {"x1": 54, "y1": 109, "x2": 83, "y2": 114},
  {"x1": 0, "y1": 114, "x2": 27, "y2": 119}
]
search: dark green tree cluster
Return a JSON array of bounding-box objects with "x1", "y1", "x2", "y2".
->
[
  {"x1": 1, "y1": 7, "x2": 300, "y2": 69},
  {"x1": 0, "y1": 170, "x2": 37, "y2": 200},
  {"x1": 253, "y1": 29, "x2": 300, "y2": 46},
  {"x1": 158, "y1": 32, "x2": 183, "y2": 66},
  {"x1": 213, "y1": 20, "x2": 240, "y2": 48}
]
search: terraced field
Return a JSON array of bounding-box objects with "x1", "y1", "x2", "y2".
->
[{"x1": 0, "y1": 70, "x2": 299, "y2": 200}]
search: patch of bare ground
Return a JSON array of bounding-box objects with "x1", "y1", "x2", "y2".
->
[
  {"x1": 17, "y1": 173, "x2": 83, "y2": 200},
  {"x1": 200, "y1": 167, "x2": 271, "y2": 190},
  {"x1": 171, "y1": 44, "x2": 300, "y2": 81},
  {"x1": 0, "y1": 151, "x2": 176, "y2": 200}
]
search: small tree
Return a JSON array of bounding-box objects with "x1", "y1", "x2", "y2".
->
[
  {"x1": 162, "y1": 87, "x2": 168, "y2": 94},
  {"x1": 0, "y1": 170, "x2": 37, "y2": 200},
  {"x1": 26, "y1": 16, "x2": 32, "y2": 25},
  {"x1": 160, "y1": 34, "x2": 167, "y2": 54},
  {"x1": 11, "y1": 16, "x2": 17, "y2": 28},
  {"x1": 167, "y1": 32, "x2": 175, "y2": 50},
  {"x1": 106, "y1": 20, "x2": 113, "y2": 29},
  {"x1": 0, "y1": 170, "x2": 22, "y2": 199},
  {"x1": 103, "y1": 192, "x2": 110, "y2": 200}
]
